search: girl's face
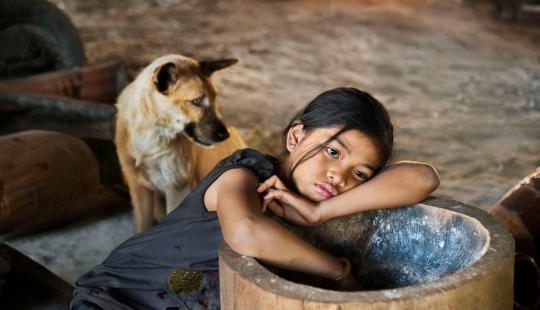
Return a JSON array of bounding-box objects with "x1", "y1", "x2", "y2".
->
[{"x1": 286, "y1": 126, "x2": 381, "y2": 202}]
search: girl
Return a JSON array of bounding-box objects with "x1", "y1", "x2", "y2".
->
[{"x1": 71, "y1": 87, "x2": 439, "y2": 310}]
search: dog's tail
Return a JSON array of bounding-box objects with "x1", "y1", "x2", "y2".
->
[{"x1": 0, "y1": 88, "x2": 117, "y2": 121}]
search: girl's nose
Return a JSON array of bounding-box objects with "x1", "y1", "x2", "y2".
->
[{"x1": 328, "y1": 170, "x2": 346, "y2": 187}]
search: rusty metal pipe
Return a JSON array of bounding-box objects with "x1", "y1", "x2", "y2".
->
[{"x1": 0, "y1": 88, "x2": 116, "y2": 121}]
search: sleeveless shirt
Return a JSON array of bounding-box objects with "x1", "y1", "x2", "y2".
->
[{"x1": 71, "y1": 148, "x2": 275, "y2": 310}]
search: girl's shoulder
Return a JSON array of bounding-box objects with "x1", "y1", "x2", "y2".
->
[{"x1": 216, "y1": 148, "x2": 276, "y2": 182}]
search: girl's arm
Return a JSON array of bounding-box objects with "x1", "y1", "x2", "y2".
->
[
  {"x1": 320, "y1": 161, "x2": 440, "y2": 222},
  {"x1": 204, "y1": 167, "x2": 361, "y2": 290},
  {"x1": 259, "y1": 161, "x2": 440, "y2": 225}
]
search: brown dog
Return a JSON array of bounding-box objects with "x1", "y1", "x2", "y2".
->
[{"x1": 115, "y1": 54, "x2": 246, "y2": 233}]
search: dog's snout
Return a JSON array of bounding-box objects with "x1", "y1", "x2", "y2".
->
[
  {"x1": 184, "y1": 121, "x2": 231, "y2": 146},
  {"x1": 215, "y1": 126, "x2": 230, "y2": 141}
]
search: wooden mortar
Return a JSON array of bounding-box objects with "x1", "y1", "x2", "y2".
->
[{"x1": 219, "y1": 196, "x2": 515, "y2": 309}]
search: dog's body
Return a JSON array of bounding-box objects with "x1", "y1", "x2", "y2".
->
[{"x1": 115, "y1": 54, "x2": 246, "y2": 233}]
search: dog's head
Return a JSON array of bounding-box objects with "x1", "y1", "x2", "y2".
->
[{"x1": 148, "y1": 55, "x2": 237, "y2": 146}]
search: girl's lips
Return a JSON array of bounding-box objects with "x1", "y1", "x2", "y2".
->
[{"x1": 315, "y1": 183, "x2": 337, "y2": 198}]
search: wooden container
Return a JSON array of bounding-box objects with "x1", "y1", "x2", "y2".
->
[
  {"x1": 0, "y1": 130, "x2": 100, "y2": 235},
  {"x1": 220, "y1": 197, "x2": 515, "y2": 309},
  {"x1": 488, "y1": 167, "x2": 540, "y2": 309}
]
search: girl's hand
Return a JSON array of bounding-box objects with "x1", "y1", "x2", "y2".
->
[
  {"x1": 332, "y1": 274, "x2": 364, "y2": 292},
  {"x1": 257, "y1": 175, "x2": 321, "y2": 226}
]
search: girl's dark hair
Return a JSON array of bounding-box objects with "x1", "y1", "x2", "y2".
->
[{"x1": 283, "y1": 87, "x2": 394, "y2": 179}]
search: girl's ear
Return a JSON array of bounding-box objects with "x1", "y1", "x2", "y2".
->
[{"x1": 286, "y1": 122, "x2": 305, "y2": 152}]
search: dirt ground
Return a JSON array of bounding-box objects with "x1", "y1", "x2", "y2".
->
[
  {"x1": 4, "y1": 0, "x2": 540, "y2": 285},
  {"x1": 51, "y1": 0, "x2": 540, "y2": 211}
]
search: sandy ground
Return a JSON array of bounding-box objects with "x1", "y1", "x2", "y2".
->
[{"x1": 3, "y1": 0, "x2": 540, "y2": 286}]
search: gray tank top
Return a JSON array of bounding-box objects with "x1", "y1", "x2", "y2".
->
[{"x1": 71, "y1": 148, "x2": 275, "y2": 310}]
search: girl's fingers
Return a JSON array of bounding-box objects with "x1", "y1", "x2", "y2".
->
[
  {"x1": 262, "y1": 188, "x2": 286, "y2": 212},
  {"x1": 262, "y1": 195, "x2": 278, "y2": 212},
  {"x1": 257, "y1": 175, "x2": 288, "y2": 193},
  {"x1": 257, "y1": 176, "x2": 277, "y2": 193},
  {"x1": 263, "y1": 188, "x2": 287, "y2": 201},
  {"x1": 267, "y1": 200, "x2": 284, "y2": 217},
  {"x1": 262, "y1": 197, "x2": 269, "y2": 212}
]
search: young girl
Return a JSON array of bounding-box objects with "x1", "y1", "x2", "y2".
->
[{"x1": 71, "y1": 87, "x2": 439, "y2": 310}]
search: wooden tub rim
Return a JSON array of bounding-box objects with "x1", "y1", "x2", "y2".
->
[{"x1": 218, "y1": 196, "x2": 515, "y2": 304}]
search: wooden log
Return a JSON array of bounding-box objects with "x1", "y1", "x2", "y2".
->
[
  {"x1": 0, "y1": 130, "x2": 100, "y2": 236},
  {"x1": 0, "y1": 60, "x2": 126, "y2": 104},
  {"x1": 220, "y1": 197, "x2": 515, "y2": 309}
]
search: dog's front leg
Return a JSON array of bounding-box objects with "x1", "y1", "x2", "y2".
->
[
  {"x1": 153, "y1": 192, "x2": 166, "y2": 223},
  {"x1": 165, "y1": 187, "x2": 191, "y2": 214},
  {"x1": 129, "y1": 183, "x2": 155, "y2": 233}
]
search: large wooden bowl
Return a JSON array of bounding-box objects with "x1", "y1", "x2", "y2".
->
[{"x1": 219, "y1": 196, "x2": 515, "y2": 309}]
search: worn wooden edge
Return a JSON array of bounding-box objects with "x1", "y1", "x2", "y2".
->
[
  {"x1": 219, "y1": 196, "x2": 515, "y2": 304},
  {"x1": 494, "y1": 167, "x2": 540, "y2": 208}
]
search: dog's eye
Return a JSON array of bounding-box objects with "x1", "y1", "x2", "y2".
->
[{"x1": 190, "y1": 98, "x2": 202, "y2": 106}]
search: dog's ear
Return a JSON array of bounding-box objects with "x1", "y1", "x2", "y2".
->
[
  {"x1": 153, "y1": 62, "x2": 180, "y2": 94},
  {"x1": 199, "y1": 59, "x2": 238, "y2": 76}
]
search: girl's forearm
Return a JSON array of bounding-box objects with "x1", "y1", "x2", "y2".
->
[
  {"x1": 319, "y1": 161, "x2": 440, "y2": 223},
  {"x1": 230, "y1": 215, "x2": 344, "y2": 280}
]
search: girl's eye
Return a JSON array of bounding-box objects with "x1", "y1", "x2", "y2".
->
[
  {"x1": 326, "y1": 147, "x2": 338, "y2": 158},
  {"x1": 354, "y1": 170, "x2": 368, "y2": 180},
  {"x1": 190, "y1": 97, "x2": 202, "y2": 106}
]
